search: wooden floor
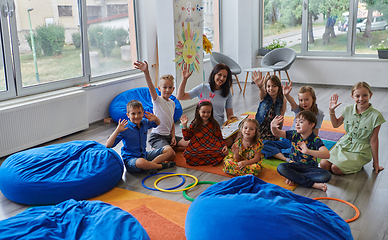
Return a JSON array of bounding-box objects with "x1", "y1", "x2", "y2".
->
[{"x1": 1, "y1": 82, "x2": 388, "y2": 239}]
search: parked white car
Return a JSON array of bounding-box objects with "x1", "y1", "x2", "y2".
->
[{"x1": 356, "y1": 16, "x2": 388, "y2": 33}]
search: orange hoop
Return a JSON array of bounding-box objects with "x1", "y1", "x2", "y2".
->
[{"x1": 313, "y1": 197, "x2": 360, "y2": 223}]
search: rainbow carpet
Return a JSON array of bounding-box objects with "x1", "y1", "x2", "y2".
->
[
  {"x1": 90, "y1": 187, "x2": 189, "y2": 240},
  {"x1": 175, "y1": 112, "x2": 345, "y2": 191}
]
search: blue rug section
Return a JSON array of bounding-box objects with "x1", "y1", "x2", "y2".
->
[
  {"x1": 322, "y1": 139, "x2": 337, "y2": 151},
  {"x1": 186, "y1": 176, "x2": 353, "y2": 240}
]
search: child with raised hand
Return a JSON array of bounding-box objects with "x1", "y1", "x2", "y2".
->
[
  {"x1": 223, "y1": 119, "x2": 264, "y2": 176},
  {"x1": 283, "y1": 83, "x2": 324, "y2": 135},
  {"x1": 271, "y1": 111, "x2": 331, "y2": 191},
  {"x1": 106, "y1": 100, "x2": 176, "y2": 175},
  {"x1": 320, "y1": 82, "x2": 385, "y2": 175},
  {"x1": 253, "y1": 72, "x2": 288, "y2": 161},
  {"x1": 134, "y1": 60, "x2": 189, "y2": 152},
  {"x1": 180, "y1": 100, "x2": 228, "y2": 166}
]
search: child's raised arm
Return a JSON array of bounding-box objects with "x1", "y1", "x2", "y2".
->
[
  {"x1": 370, "y1": 125, "x2": 384, "y2": 173},
  {"x1": 329, "y1": 94, "x2": 344, "y2": 128},
  {"x1": 252, "y1": 71, "x2": 267, "y2": 101},
  {"x1": 297, "y1": 142, "x2": 330, "y2": 159},
  {"x1": 134, "y1": 61, "x2": 158, "y2": 101},
  {"x1": 177, "y1": 64, "x2": 194, "y2": 100},
  {"x1": 271, "y1": 115, "x2": 286, "y2": 138},
  {"x1": 283, "y1": 81, "x2": 298, "y2": 111},
  {"x1": 106, "y1": 119, "x2": 128, "y2": 148}
]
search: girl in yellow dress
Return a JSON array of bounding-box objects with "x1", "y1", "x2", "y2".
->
[{"x1": 223, "y1": 119, "x2": 264, "y2": 176}]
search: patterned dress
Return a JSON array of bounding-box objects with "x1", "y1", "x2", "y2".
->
[
  {"x1": 182, "y1": 122, "x2": 226, "y2": 166},
  {"x1": 223, "y1": 137, "x2": 264, "y2": 176},
  {"x1": 259, "y1": 104, "x2": 278, "y2": 141}
]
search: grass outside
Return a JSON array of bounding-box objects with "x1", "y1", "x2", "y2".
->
[
  {"x1": 19, "y1": 44, "x2": 133, "y2": 87},
  {"x1": 290, "y1": 30, "x2": 388, "y2": 53},
  {"x1": 263, "y1": 23, "x2": 325, "y2": 37}
]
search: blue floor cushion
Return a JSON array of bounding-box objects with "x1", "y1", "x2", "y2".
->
[
  {"x1": 185, "y1": 175, "x2": 353, "y2": 240},
  {"x1": 0, "y1": 199, "x2": 150, "y2": 240},
  {"x1": 109, "y1": 87, "x2": 183, "y2": 123},
  {"x1": 0, "y1": 141, "x2": 123, "y2": 205}
]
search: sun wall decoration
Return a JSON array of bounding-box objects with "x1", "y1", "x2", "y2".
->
[{"x1": 173, "y1": 22, "x2": 201, "y2": 73}]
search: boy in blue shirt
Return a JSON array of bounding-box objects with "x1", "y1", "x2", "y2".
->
[
  {"x1": 271, "y1": 110, "x2": 331, "y2": 191},
  {"x1": 106, "y1": 100, "x2": 176, "y2": 174}
]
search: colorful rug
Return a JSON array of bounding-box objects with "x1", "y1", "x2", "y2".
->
[
  {"x1": 174, "y1": 152, "x2": 295, "y2": 190},
  {"x1": 90, "y1": 187, "x2": 189, "y2": 240},
  {"x1": 175, "y1": 112, "x2": 345, "y2": 191}
]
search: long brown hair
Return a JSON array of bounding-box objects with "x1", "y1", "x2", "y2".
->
[
  {"x1": 237, "y1": 119, "x2": 260, "y2": 146},
  {"x1": 209, "y1": 63, "x2": 232, "y2": 97},
  {"x1": 192, "y1": 100, "x2": 220, "y2": 132},
  {"x1": 298, "y1": 86, "x2": 318, "y2": 115},
  {"x1": 265, "y1": 75, "x2": 284, "y2": 100}
]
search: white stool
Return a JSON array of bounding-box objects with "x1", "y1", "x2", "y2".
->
[{"x1": 243, "y1": 67, "x2": 273, "y2": 96}]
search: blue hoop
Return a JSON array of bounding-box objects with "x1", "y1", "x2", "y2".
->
[{"x1": 142, "y1": 172, "x2": 186, "y2": 191}]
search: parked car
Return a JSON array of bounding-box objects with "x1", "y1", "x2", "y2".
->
[
  {"x1": 338, "y1": 18, "x2": 366, "y2": 31},
  {"x1": 356, "y1": 16, "x2": 388, "y2": 33}
]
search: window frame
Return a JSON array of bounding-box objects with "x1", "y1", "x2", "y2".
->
[
  {"x1": 0, "y1": 0, "x2": 140, "y2": 101},
  {"x1": 259, "y1": 0, "x2": 380, "y2": 58}
]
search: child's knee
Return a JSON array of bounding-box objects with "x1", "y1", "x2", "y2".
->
[
  {"x1": 331, "y1": 164, "x2": 344, "y2": 175},
  {"x1": 135, "y1": 158, "x2": 148, "y2": 169},
  {"x1": 319, "y1": 159, "x2": 331, "y2": 170},
  {"x1": 163, "y1": 146, "x2": 176, "y2": 159}
]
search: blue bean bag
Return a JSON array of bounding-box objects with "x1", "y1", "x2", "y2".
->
[
  {"x1": 0, "y1": 141, "x2": 123, "y2": 205},
  {"x1": 109, "y1": 87, "x2": 183, "y2": 123},
  {"x1": 0, "y1": 199, "x2": 150, "y2": 240},
  {"x1": 185, "y1": 175, "x2": 353, "y2": 240}
]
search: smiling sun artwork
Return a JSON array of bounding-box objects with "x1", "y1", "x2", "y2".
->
[{"x1": 173, "y1": 22, "x2": 201, "y2": 73}]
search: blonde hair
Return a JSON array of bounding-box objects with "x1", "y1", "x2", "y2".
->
[
  {"x1": 159, "y1": 74, "x2": 174, "y2": 85},
  {"x1": 351, "y1": 82, "x2": 372, "y2": 96},
  {"x1": 298, "y1": 86, "x2": 318, "y2": 115}
]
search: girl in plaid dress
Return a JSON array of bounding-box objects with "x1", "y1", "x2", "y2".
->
[
  {"x1": 180, "y1": 100, "x2": 228, "y2": 166},
  {"x1": 223, "y1": 119, "x2": 264, "y2": 176}
]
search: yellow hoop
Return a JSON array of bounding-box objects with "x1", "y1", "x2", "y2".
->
[{"x1": 154, "y1": 173, "x2": 198, "y2": 192}]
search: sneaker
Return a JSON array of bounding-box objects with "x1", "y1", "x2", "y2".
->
[
  {"x1": 161, "y1": 161, "x2": 176, "y2": 169},
  {"x1": 146, "y1": 169, "x2": 158, "y2": 175}
]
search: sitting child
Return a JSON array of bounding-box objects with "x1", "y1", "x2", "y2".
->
[
  {"x1": 134, "y1": 60, "x2": 189, "y2": 152},
  {"x1": 180, "y1": 99, "x2": 228, "y2": 166},
  {"x1": 271, "y1": 111, "x2": 331, "y2": 191},
  {"x1": 223, "y1": 119, "x2": 264, "y2": 176},
  {"x1": 106, "y1": 100, "x2": 176, "y2": 174}
]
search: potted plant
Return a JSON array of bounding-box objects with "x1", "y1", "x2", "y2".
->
[
  {"x1": 373, "y1": 40, "x2": 388, "y2": 59},
  {"x1": 259, "y1": 39, "x2": 287, "y2": 56}
]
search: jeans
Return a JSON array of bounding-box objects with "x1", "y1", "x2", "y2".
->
[{"x1": 277, "y1": 162, "x2": 331, "y2": 188}]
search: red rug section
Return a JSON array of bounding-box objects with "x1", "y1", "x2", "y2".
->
[{"x1": 130, "y1": 206, "x2": 186, "y2": 240}]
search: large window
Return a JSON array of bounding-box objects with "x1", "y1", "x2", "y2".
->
[
  {"x1": 261, "y1": 0, "x2": 388, "y2": 56},
  {"x1": 263, "y1": 0, "x2": 302, "y2": 53},
  {"x1": 203, "y1": 0, "x2": 220, "y2": 52},
  {"x1": 0, "y1": 0, "x2": 138, "y2": 101}
]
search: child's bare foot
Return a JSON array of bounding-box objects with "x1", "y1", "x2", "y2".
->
[
  {"x1": 312, "y1": 183, "x2": 327, "y2": 192},
  {"x1": 285, "y1": 179, "x2": 295, "y2": 186}
]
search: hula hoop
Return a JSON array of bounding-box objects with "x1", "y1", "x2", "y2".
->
[
  {"x1": 183, "y1": 181, "x2": 218, "y2": 202},
  {"x1": 142, "y1": 172, "x2": 185, "y2": 191},
  {"x1": 313, "y1": 197, "x2": 360, "y2": 223},
  {"x1": 154, "y1": 174, "x2": 198, "y2": 193}
]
